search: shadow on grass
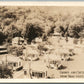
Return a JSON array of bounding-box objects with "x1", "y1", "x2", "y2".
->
[
  {"x1": 67, "y1": 58, "x2": 74, "y2": 61},
  {"x1": 58, "y1": 65, "x2": 67, "y2": 70}
]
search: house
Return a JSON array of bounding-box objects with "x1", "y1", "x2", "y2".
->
[
  {"x1": 30, "y1": 61, "x2": 47, "y2": 79},
  {"x1": 0, "y1": 55, "x2": 23, "y2": 71},
  {"x1": 62, "y1": 46, "x2": 75, "y2": 56},
  {"x1": 30, "y1": 60, "x2": 60, "y2": 79},
  {"x1": 52, "y1": 32, "x2": 61, "y2": 43},
  {"x1": 42, "y1": 44, "x2": 54, "y2": 54},
  {"x1": 53, "y1": 32, "x2": 61, "y2": 37},
  {"x1": 12, "y1": 37, "x2": 27, "y2": 46},
  {"x1": 44, "y1": 54, "x2": 63, "y2": 69},
  {"x1": 34, "y1": 37, "x2": 42, "y2": 43}
]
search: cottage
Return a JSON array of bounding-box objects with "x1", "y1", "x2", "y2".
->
[
  {"x1": 43, "y1": 44, "x2": 54, "y2": 54},
  {"x1": 30, "y1": 61, "x2": 47, "y2": 79},
  {"x1": 51, "y1": 32, "x2": 61, "y2": 43},
  {"x1": 34, "y1": 37, "x2": 42, "y2": 43},
  {"x1": 44, "y1": 54, "x2": 62, "y2": 69},
  {"x1": 62, "y1": 46, "x2": 75, "y2": 56},
  {"x1": 53, "y1": 32, "x2": 61, "y2": 37},
  {"x1": 0, "y1": 55, "x2": 23, "y2": 71},
  {"x1": 12, "y1": 37, "x2": 27, "y2": 46}
]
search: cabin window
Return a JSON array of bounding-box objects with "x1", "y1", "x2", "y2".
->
[
  {"x1": 40, "y1": 72, "x2": 45, "y2": 78},
  {"x1": 39, "y1": 73, "x2": 42, "y2": 77},
  {"x1": 19, "y1": 62, "x2": 21, "y2": 66},
  {"x1": 24, "y1": 70, "x2": 27, "y2": 75},
  {"x1": 53, "y1": 61, "x2": 56, "y2": 64},
  {"x1": 32, "y1": 72, "x2": 34, "y2": 76},
  {"x1": 34, "y1": 72, "x2": 37, "y2": 77},
  {"x1": 32, "y1": 72, "x2": 45, "y2": 78},
  {"x1": 50, "y1": 61, "x2": 56, "y2": 64},
  {"x1": 32, "y1": 72, "x2": 38, "y2": 77},
  {"x1": 32, "y1": 55, "x2": 35, "y2": 57},
  {"x1": 8, "y1": 62, "x2": 12, "y2": 66},
  {"x1": 42, "y1": 72, "x2": 45, "y2": 78},
  {"x1": 21, "y1": 40, "x2": 24, "y2": 43},
  {"x1": 14, "y1": 63, "x2": 17, "y2": 67}
]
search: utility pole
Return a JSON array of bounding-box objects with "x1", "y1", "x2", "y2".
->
[
  {"x1": 29, "y1": 60, "x2": 31, "y2": 78},
  {"x1": 1, "y1": 61, "x2": 4, "y2": 78},
  {"x1": 6, "y1": 37, "x2": 8, "y2": 69},
  {"x1": 6, "y1": 55, "x2": 7, "y2": 69}
]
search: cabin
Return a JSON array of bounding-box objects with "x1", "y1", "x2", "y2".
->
[
  {"x1": 40, "y1": 44, "x2": 54, "y2": 55},
  {"x1": 51, "y1": 32, "x2": 61, "y2": 43},
  {"x1": 0, "y1": 55, "x2": 23, "y2": 71},
  {"x1": 62, "y1": 46, "x2": 75, "y2": 56},
  {"x1": 30, "y1": 61, "x2": 47, "y2": 79},
  {"x1": 52, "y1": 32, "x2": 60, "y2": 37},
  {"x1": 12, "y1": 37, "x2": 27, "y2": 46},
  {"x1": 34, "y1": 37, "x2": 42, "y2": 43},
  {"x1": 44, "y1": 54, "x2": 63, "y2": 69}
]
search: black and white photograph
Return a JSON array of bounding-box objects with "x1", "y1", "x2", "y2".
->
[{"x1": 0, "y1": 5, "x2": 84, "y2": 79}]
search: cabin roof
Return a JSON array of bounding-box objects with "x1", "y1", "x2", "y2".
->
[
  {"x1": 31, "y1": 61, "x2": 47, "y2": 72},
  {"x1": 0, "y1": 55, "x2": 21, "y2": 63},
  {"x1": 12, "y1": 37, "x2": 24, "y2": 41},
  {"x1": 53, "y1": 32, "x2": 60, "y2": 36},
  {"x1": 35, "y1": 37, "x2": 42, "y2": 43}
]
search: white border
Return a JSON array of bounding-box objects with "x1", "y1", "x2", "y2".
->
[
  {"x1": 0, "y1": 1, "x2": 84, "y2": 82},
  {"x1": 0, "y1": 79, "x2": 84, "y2": 83},
  {"x1": 0, "y1": 1, "x2": 84, "y2": 6}
]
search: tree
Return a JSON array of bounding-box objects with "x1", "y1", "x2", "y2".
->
[
  {"x1": 0, "y1": 65, "x2": 13, "y2": 78},
  {"x1": 68, "y1": 17, "x2": 84, "y2": 38},
  {"x1": 0, "y1": 30, "x2": 6, "y2": 45},
  {"x1": 4, "y1": 24, "x2": 21, "y2": 43},
  {"x1": 25, "y1": 22, "x2": 44, "y2": 42}
]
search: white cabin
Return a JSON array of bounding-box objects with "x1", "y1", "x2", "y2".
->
[
  {"x1": 0, "y1": 55, "x2": 23, "y2": 71},
  {"x1": 12, "y1": 37, "x2": 27, "y2": 46},
  {"x1": 30, "y1": 61, "x2": 47, "y2": 79}
]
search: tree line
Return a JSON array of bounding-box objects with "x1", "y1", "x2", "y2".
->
[{"x1": 0, "y1": 6, "x2": 84, "y2": 44}]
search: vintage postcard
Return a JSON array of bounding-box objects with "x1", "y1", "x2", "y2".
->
[{"x1": 0, "y1": 1, "x2": 84, "y2": 83}]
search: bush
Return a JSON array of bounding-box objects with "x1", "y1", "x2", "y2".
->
[{"x1": 0, "y1": 65, "x2": 13, "y2": 78}]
